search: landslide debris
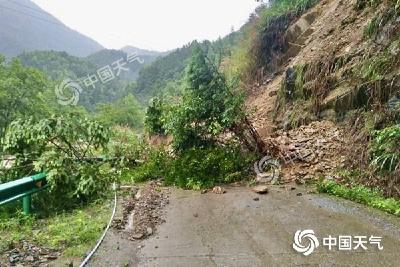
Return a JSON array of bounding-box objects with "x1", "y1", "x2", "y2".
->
[
  {"x1": 268, "y1": 120, "x2": 347, "y2": 183},
  {"x1": 113, "y1": 181, "x2": 169, "y2": 241}
]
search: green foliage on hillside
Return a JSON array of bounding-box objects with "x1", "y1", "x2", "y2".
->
[
  {"x1": 0, "y1": 56, "x2": 52, "y2": 137},
  {"x1": 18, "y1": 50, "x2": 147, "y2": 111},
  {"x1": 96, "y1": 94, "x2": 144, "y2": 129},
  {"x1": 133, "y1": 36, "x2": 240, "y2": 105},
  {"x1": 133, "y1": 41, "x2": 203, "y2": 104},
  {"x1": 225, "y1": 0, "x2": 318, "y2": 84},
  {"x1": 18, "y1": 51, "x2": 96, "y2": 81}
]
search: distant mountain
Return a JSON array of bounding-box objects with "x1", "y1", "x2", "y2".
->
[
  {"x1": 131, "y1": 35, "x2": 238, "y2": 104},
  {"x1": 0, "y1": 0, "x2": 103, "y2": 57},
  {"x1": 121, "y1": 46, "x2": 167, "y2": 58},
  {"x1": 18, "y1": 50, "x2": 133, "y2": 110},
  {"x1": 86, "y1": 49, "x2": 160, "y2": 82},
  {"x1": 17, "y1": 48, "x2": 162, "y2": 109}
]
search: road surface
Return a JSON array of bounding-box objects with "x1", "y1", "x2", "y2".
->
[{"x1": 88, "y1": 185, "x2": 400, "y2": 267}]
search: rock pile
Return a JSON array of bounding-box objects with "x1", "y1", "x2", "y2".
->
[
  {"x1": 2, "y1": 241, "x2": 59, "y2": 267},
  {"x1": 268, "y1": 120, "x2": 347, "y2": 182}
]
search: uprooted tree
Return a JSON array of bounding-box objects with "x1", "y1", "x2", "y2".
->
[{"x1": 164, "y1": 45, "x2": 279, "y2": 156}]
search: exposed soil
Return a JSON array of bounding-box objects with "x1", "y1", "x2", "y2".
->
[{"x1": 113, "y1": 181, "x2": 170, "y2": 241}]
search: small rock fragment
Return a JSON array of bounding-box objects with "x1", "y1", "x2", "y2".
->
[
  {"x1": 212, "y1": 186, "x2": 226, "y2": 194},
  {"x1": 146, "y1": 227, "x2": 153, "y2": 236},
  {"x1": 131, "y1": 233, "x2": 144, "y2": 240},
  {"x1": 252, "y1": 185, "x2": 269, "y2": 194}
]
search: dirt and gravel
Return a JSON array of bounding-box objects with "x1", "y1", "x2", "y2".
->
[
  {"x1": 84, "y1": 182, "x2": 170, "y2": 267},
  {"x1": 113, "y1": 181, "x2": 170, "y2": 241},
  {"x1": 1, "y1": 242, "x2": 60, "y2": 267}
]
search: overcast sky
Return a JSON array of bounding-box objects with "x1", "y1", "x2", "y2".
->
[{"x1": 31, "y1": 0, "x2": 260, "y2": 52}]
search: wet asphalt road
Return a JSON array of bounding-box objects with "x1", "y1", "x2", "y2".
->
[{"x1": 89, "y1": 185, "x2": 400, "y2": 267}]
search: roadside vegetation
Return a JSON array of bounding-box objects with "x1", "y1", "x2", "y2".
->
[
  {"x1": 317, "y1": 180, "x2": 400, "y2": 216},
  {"x1": 0, "y1": 200, "x2": 110, "y2": 257}
]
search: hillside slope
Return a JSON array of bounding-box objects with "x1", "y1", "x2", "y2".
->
[
  {"x1": 246, "y1": 0, "x2": 400, "y2": 195},
  {"x1": 0, "y1": 0, "x2": 103, "y2": 57}
]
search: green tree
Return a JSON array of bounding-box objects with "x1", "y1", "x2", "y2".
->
[
  {"x1": 0, "y1": 56, "x2": 50, "y2": 137},
  {"x1": 166, "y1": 46, "x2": 245, "y2": 151},
  {"x1": 96, "y1": 94, "x2": 144, "y2": 129},
  {"x1": 145, "y1": 97, "x2": 167, "y2": 135}
]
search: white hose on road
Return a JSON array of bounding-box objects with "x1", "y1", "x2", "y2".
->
[{"x1": 79, "y1": 183, "x2": 117, "y2": 267}]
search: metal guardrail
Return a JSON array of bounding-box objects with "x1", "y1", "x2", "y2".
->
[
  {"x1": 0, "y1": 156, "x2": 142, "y2": 216},
  {"x1": 0, "y1": 173, "x2": 48, "y2": 215}
]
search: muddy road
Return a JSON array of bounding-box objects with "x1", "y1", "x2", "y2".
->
[{"x1": 87, "y1": 185, "x2": 400, "y2": 267}]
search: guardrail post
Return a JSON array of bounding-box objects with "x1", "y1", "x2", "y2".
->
[{"x1": 22, "y1": 195, "x2": 31, "y2": 215}]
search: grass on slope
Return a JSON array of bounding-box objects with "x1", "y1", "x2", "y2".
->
[{"x1": 0, "y1": 200, "x2": 111, "y2": 257}]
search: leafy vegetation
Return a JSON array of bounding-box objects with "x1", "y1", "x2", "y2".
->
[
  {"x1": 86, "y1": 49, "x2": 158, "y2": 83},
  {"x1": 317, "y1": 180, "x2": 400, "y2": 216},
  {"x1": 371, "y1": 125, "x2": 400, "y2": 173},
  {"x1": 133, "y1": 39, "x2": 236, "y2": 104},
  {"x1": 357, "y1": 52, "x2": 392, "y2": 81},
  {"x1": 135, "y1": 45, "x2": 255, "y2": 189},
  {"x1": 125, "y1": 145, "x2": 254, "y2": 190},
  {"x1": 0, "y1": 56, "x2": 51, "y2": 137},
  {"x1": 165, "y1": 146, "x2": 255, "y2": 189},
  {"x1": 145, "y1": 98, "x2": 167, "y2": 135},
  {"x1": 2, "y1": 115, "x2": 111, "y2": 209},
  {"x1": 96, "y1": 94, "x2": 144, "y2": 129},
  {"x1": 165, "y1": 45, "x2": 245, "y2": 151}
]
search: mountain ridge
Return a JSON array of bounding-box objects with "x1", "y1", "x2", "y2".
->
[{"x1": 0, "y1": 0, "x2": 104, "y2": 57}]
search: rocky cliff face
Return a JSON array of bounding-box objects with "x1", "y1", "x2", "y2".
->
[{"x1": 246, "y1": 0, "x2": 400, "y2": 196}]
